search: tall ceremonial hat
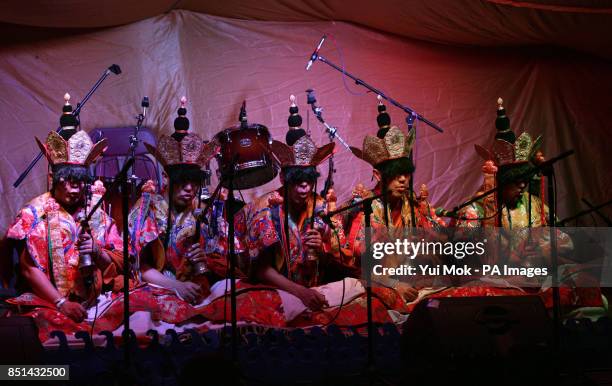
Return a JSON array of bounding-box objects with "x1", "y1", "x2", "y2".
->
[
  {"x1": 143, "y1": 96, "x2": 219, "y2": 175},
  {"x1": 474, "y1": 97, "x2": 543, "y2": 183},
  {"x1": 35, "y1": 93, "x2": 108, "y2": 168},
  {"x1": 270, "y1": 95, "x2": 335, "y2": 169},
  {"x1": 143, "y1": 96, "x2": 219, "y2": 248},
  {"x1": 350, "y1": 95, "x2": 415, "y2": 168}
]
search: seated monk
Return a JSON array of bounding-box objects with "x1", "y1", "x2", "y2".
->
[
  {"x1": 6, "y1": 95, "x2": 131, "y2": 341},
  {"x1": 129, "y1": 97, "x2": 223, "y2": 304},
  {"x1": 340, "y1": 98, "x2": 446, "y2": 302}
]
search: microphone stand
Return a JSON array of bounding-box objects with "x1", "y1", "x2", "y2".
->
[
  {"x1": 203, "y1": 166, "x2": 240, "y2": 364},
  {"x1": 13, "y1": 64, "x2": 122, "y2": 188},
  {"x1": 542, "y1": 162, "x2": 561, "y2": 358},
  {"x1": 306, "y1": 90, "x2": 349, "y2": 198},
  {"x1": 128, "y1": 98, "x2": 148, "y2": 197},
  {"x1": 363, "y1": 199, "x2": 375, "y2": 375},
  {"x1": 82, "y1": 157, "x2": 134, "y2": 370},
  {"x1": 313, "y1": 54, "x2": 444, "y2": 134},
  {"x1": 226, "y1": 175, "x2": 239, "y2": 364},
  {"x1": 323, "y1": 193, "x2": 384, "y2": 220},
  {"x1": 321, "y1": 152, "x2": 335, "y2": 198},
  {"x1": 322, "y1": 193, "x2": 383, "y2": 375},
  {"x1": 120, "y1": 159, "x2": 132, "y2": 372},
  {"x1": 309, "y1": 52, "x2": 443, "y2": 240},
  {"x1": 307, "y1": 91, "x2": 351, "y2": 151}
]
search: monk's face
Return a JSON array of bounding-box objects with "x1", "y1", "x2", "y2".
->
[
  {"x1": 287, "y1": 180, "x2": 314, "y2": 208},
  {"x1": 172, "y1": 181, "x2": 199, "y2": 211},
  {"x1": 53, "y1": 179, "x2": 86, "y2": 210},
  {"x1": 385, "y1": 173, "x2": 410, "y2": 200},
  {"x1": 374, "y1": 170, "x2": 409, "y2": 201},
  {"x1": 501, "y1": 180, "x2": 527, "y2": 209}
]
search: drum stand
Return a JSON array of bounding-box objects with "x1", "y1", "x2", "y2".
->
[
  {"x1": 81, "y1": 157, "x2": 134, "y2": 372},
  {"x1": 323, "y1": 193, "x2": 383, "y2": 374},
  {"x1": 195, "y1": 171, "x2": 240, "y2": 363},
  {"x1": 225, "y1": 174, "x2": 240, "y2": 364}
]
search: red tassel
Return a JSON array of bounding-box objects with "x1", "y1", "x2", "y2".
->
[
  {"x1": 540, "y1": 175, "x2": 546, "y2": 225},
  {"x1": 494, "y1": 172, "x2": 500, "y2": 227}
]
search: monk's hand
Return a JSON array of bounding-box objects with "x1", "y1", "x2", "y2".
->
[
  {"x1": 303, "y1": 229, "x2": 323, "y2": 252},
  {"x1": 59, "y1": 301, "x2": 87, "y2": 323},
  {"x1": 186, "y1": 243, "x2": 206, "y2": 264},
  {"x1": 296, "y1": 286, "x2": 328, "y2": 311},
  {"x1": 77, "y1": 233, "x2": 98, "y2": 257},
  {"x1": 174, "y1": 281, "x2": 202, "y2": 304}
]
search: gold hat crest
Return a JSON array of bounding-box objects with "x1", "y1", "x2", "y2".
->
[
  {"x1": 144, "y1": 133, "x2": 218, "y2": 168},
  {"x1": 36, "y1": 130, "x2": 108, "y2": 166},
  {"x1": 350, "y1": 126, "x2": 415, "y2": 167},
  {"x1": 271, "y1": 135, "x2": 335, "y2": 168}
]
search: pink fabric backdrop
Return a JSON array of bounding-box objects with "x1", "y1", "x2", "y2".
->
[
  {"x1": 0, "y1": 10, "x2": 611, "y2": 233},
  {"x1": 1, "y1": 1, "x2": 611, "y2": 59}
]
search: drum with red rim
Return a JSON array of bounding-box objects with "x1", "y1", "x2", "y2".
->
[{"x1": 215, "y1": 124, "x2": 277, "y2": 190}]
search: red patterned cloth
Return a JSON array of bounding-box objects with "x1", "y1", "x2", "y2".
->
[
  {"x1": 403, "y1": 286, "x2": 604, "y2": 313},
  {"x1": 7, "y1": 280, "x2": 287, "y2": 342},
  {"x1": 7, "y1": 287, "x2": 159, "y2": 342},
  {"x1": 292, "y1": 286, "x2": 410, "y2": 327}
]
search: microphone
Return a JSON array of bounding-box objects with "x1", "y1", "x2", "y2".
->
[
  {"x1": 306, "y1": 89, "x2": 317, "y2": 105},
  {"x1": 141, "y1": 96, "x2": 149, "y2": 118},
  {"x1": 239, "y1": 100, "x2": 247, "y2": 129},
  {"x1": 305, "y1": 35, "x2": 326, "y2": 71},
  {"x1": 108, "y1": 64, "x2": 122, "y2": 75}
]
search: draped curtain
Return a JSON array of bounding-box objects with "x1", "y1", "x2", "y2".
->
[{"x1": 0, "y1": 2, "x2": 611, "y2": 233}]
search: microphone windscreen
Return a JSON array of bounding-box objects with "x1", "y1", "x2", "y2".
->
[
  {"x1": 109, "y1": 64, "x2": 122, "y2": 75},
  {"x1": 306, "y1": 90, "x2": 316, "y2": 105}
]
